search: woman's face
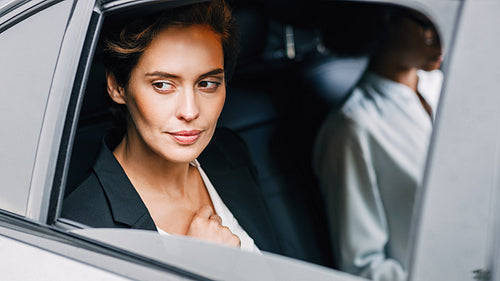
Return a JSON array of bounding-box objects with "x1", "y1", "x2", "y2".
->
[
  {"x1": 109, "y1": 24, "x2": 225, "y2": 164},
  {"x1": 388, "y1": 12, "x2": 443, "y2": 71}
]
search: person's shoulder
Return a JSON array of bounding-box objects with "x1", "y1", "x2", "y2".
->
[
  {"x1": 343, "y1": 75, "x2": 389, "y2": 118},
  {"x1": 62, "y1": 172, "x2": 113, "y2": 227},
  {"x1": 320, "y1": 88, "x2": 374, "y2": 140},
  {"x1": 64, "y1": 173, "x2": 103, "y2": 205},
  {"x1": 211, "y1": 127, "x2": 246, "y2": 149},
  {"x1": 202, "y1": 127, "x2": 252, "y2": 167},
  {"x1": 314, "y1": 84, "x2": 379, "y2": 160}
]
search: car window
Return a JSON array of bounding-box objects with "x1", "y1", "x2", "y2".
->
[
  {"x1": 50, "y1": 0, "x2": 464, "y2": 280},
  {"x1": 0, "y1": 0, "x2": 72, "y2": 215}
]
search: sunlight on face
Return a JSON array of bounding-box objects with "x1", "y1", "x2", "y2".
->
[{"x1": 122, "y1": 24, "x2": 225, "y2": 164}]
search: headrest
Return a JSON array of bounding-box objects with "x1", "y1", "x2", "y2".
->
[{"x1": 302, "y1": 55, "x2": 369, "y2": 107}]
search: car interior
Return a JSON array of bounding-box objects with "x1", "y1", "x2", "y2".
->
[{"x1": 61, "y1": 0, "x2": 415, "y2": 269}]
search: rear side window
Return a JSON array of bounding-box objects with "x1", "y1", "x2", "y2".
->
[{"x1": 0, "y1": 1, "x2": 71, "y2": 215}]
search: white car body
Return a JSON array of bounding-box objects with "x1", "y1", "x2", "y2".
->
[{"x1": 0, "y1": 0, "x2": 499, "y2": 280}]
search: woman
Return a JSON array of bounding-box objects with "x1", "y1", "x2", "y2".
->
[
  {"x1": 313, "y1": 7, "x2": 443, "y2": 280},
  {"x1": 63, "y1": 0, "x2": 278, "y2": 253}
]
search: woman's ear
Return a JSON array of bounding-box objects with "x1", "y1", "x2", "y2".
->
[{"x1": 106, "y1": 71, "x2": 126, "y2": 105}]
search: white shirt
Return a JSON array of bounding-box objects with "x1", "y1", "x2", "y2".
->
[
  {"x1": 313, "y1": 70, "x2": 443, "y2": 281},
  {"x1": 158, "y1": 160, "x2": 260, "y2": 253}
]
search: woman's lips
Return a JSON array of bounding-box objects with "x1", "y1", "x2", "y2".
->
[{"x1": 168, "y1": 130, "x2": 202, "y2": 145}]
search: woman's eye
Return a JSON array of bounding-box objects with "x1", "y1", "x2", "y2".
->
[
  {"x1": 198, "y1": 80, "x2": 221, "y2": 91},
  {"x1": 152, "y1": 82, "x2": 175, "y2": 92}
]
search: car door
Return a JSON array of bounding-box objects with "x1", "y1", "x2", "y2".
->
[{"x1": 407, "y1": 1, "x2": 500, "y2": 281}]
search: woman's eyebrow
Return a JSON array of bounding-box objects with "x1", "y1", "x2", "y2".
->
[
  {"x1": 199, "y1": 68, "x2": 225, "y2": 79},
  {"x1": 145, "y1": 72, "x2": 180, "y2": 79},
  {"x1": 145, "y1": 69, "x2": 224, "y2": 79}
]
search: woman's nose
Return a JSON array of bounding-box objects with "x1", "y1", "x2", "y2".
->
[{"x1": 175, "y1": 88, "x2": 200, "y2": 122}]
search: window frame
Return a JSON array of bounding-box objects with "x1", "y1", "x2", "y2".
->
[
  {"x1": 22, "y1": 0, "x2": 96, "y2": 223},
  {"x1": 47, "y1": 5, "x2": 104, "y2": 227}
]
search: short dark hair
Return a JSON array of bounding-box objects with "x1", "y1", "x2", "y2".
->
[{"x1": 102, "y1": 0, "x2": 239, "y2": 87}]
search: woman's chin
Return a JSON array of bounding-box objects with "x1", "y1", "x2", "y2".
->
[
  {"x1": 160, "y1": 146, "x2": 204, "y2": 164},
  {"x1": 148, "y1": 133, "x2": 211, "y2": 164}
]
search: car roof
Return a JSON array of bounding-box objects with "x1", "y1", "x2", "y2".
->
[{"x1": 99, "y1": 0, "x2": 209, "y2": 14}]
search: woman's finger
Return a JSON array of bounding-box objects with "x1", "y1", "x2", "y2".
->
[
  {"x1": 193, "y1": 205, "x2": 214, "y2": 220},
  {"x1": 209, "y1": 214, "x2": 223, "y2": 225}
]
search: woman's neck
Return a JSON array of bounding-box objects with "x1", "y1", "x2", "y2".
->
[
  {"x1": 113, "y1": 132, "x2": 193, "y2": 198},
  {"x1": 368, "y1": 54, "x2": 419, "y2": 92}
]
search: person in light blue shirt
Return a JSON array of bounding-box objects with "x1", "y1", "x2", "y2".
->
[{"x1": 313, "y1": 7, "x2": 443, "y2": 281}]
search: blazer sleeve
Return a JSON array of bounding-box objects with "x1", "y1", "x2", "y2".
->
[{"x1": 62, "y1": 172, "x2": 119, "y2": 228}]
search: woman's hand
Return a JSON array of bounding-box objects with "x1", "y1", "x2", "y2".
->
[{"x1": 186, "y1": 205, "x2": 241, "y2": 248}]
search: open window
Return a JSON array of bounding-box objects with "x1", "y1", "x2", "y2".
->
[
  {"x1": 53, "y1": 0, "x2": 336, "y2": 269},
  {"x1": 43, "y1": 0, "x2": 469, "y2": 280}
]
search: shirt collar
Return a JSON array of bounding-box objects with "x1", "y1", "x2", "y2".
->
[
  {"x1": 362, "y1": 70, "x2": 442, "y2": 117},
  {"x1": 362, "y1": 71, "x2": 418, "y2": 104}
]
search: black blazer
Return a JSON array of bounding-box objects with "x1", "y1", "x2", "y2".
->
[{"x1": 62, "y1": 128, "x2": 280, "y2": 253}]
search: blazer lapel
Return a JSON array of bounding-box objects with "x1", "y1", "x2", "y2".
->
[{"x1": 93, "y1": 139, "x2": 157, "y2": 231}]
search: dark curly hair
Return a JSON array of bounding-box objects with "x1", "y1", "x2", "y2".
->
[{"x1": 102, "y1": 0, "x2": 239, "y2": 87}]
